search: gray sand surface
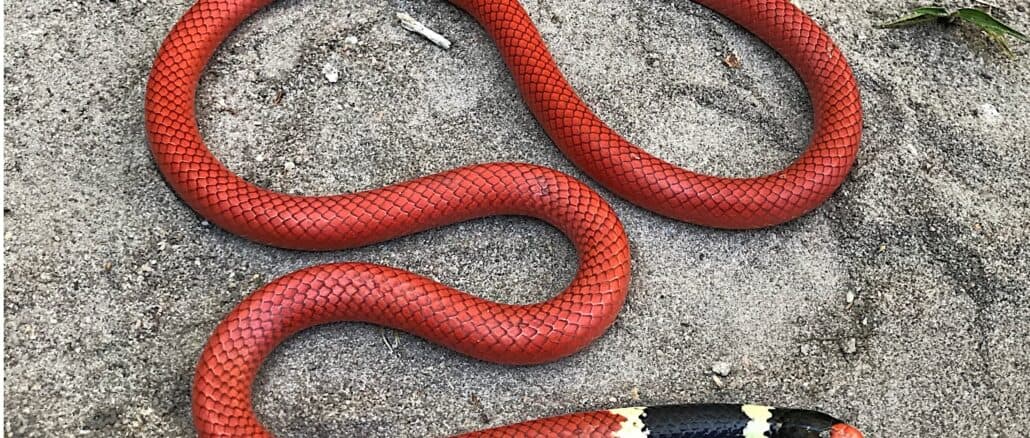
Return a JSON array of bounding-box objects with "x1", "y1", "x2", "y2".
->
[{"x1": 4, "y1": 0, "x2": 1029, "y2": 436}]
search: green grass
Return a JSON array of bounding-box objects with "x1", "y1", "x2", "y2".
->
[{"x1": 878, "y1": 5, "x2": 1029, "y2": 57}]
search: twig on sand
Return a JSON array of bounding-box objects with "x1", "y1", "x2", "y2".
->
[{"x1": 397, "y1": 12, "x2": 452, "y2": 49}]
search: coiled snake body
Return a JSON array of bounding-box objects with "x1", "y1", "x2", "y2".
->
[{"x1": 144, "y1": 0, "x2": 863, "y2": 436}]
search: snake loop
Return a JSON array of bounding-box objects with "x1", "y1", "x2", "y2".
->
[{"x1": 145, "y1": 0, "x2": 863, "y2": 436}]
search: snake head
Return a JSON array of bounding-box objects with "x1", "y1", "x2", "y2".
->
[
  {"x1": 771, "y1": 408, "x2": 863, "y2": 438},
  {"x1": 829, "y1": 422, "x2": 864, "y2": 438}
]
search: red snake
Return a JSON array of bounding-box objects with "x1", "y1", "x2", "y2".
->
[{"x1": 144, "y1": 0, "x2": 862, "y2": 436}]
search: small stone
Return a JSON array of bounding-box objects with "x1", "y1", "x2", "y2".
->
[
  {"x1": 846, "y1": 291, "x2": 855, "y2": 305},
  {"x1": 842, "y1": 338, "x2": 858, "y2": 354},
  {"x1": 711, "y1": 361, "x2": 732, "y2": 377},
  {"x1": 644, "y1": 52, "x2": 661, "y2": 67},
  {"x1": 977, "y1": 103, "x2": 1000, "y2": 125},
  {"x1": 284, "y1": 160, "x2": 296, "y2": 171},
  {"x1": 344, "y1": 35, "x2": 358, "y2": 45},
  {"x1": 629, "y1": 386, "x2": 640, "y2": 401},
  {"x1": 322, "y1": 63, "x2": 340, "y2": 83},
  {"x1": 723, "y1": 53, "x2": 741, "y2": 69}
]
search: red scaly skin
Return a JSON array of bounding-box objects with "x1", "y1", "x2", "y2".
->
[
  {"x1": 187, "y1": 164, "x2": 632, "y2": 436},
  {"x1": 453, "y1": 0, "x2": 862, "y2": 229},
  {"x1": 144, "y1": 0, "x2": 861, "y2": 435},
  {"x1": 453, "y1": 410, "x2": 628, "y2": 437}
]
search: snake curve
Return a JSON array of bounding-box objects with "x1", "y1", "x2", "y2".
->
[{"x1": 144, "y1": 0, "x2": 864, "y2": 436}]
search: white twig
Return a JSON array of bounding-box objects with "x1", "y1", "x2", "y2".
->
[
  {"x1": 381, "y1": 333, "x2": 396, "y2": 356},
  {"x1": 397, "y1": 12, "x2": 452, "y2": 49}
]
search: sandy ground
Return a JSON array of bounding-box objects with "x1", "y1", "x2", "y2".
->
[{"x1": 4, "y1": 0, "x2": 1029, "y2": 436}]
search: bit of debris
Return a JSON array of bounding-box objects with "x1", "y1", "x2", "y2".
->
[
  {"x1": 397, "y1": 12, "x2": 452, "y2": 49},
  {"x1": 344, "y1": 35, "x2": 358, "y2": 45},
  {"x1": 846, "y1": 290, "x2": 856, "y2": 305},
  {"x1": 468, "y1": 393, "x2": 490, "y2": 424},
  {"x1": 842, "y1": 338, "x2": 859, "y2": 355},
  {"x1": 381, "y1": 332, "x2": 396, "y2": 354},
  {"x1": 644, "y1": 52, "x2": 661, "y2": 67},
  {"x1": 722, "y1": 52, "x2": 741, "y2": 69},
  {"x1": 977, "y1": 102, "x2": 1001, "y2": 125},
  {"x1": 711, "y1": 361, "x2": 733, "y2": 377},
  {"x1": 712, "y1": 375, "x2": 726, "y2": 388},
  {"x1": 801, "y1": 343, "x2": 816, "y2": 355},
  {"x1": 629, "y1": 386, "x2": 640, "y2": 401},
  {"x1": 322, "y1": 63, "x2": 340, "y2": 83}
]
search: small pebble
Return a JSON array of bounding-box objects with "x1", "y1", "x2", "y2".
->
[
  {"x1": 846, "y1": 291, "x2": 855, "y2": 305},
  {"x1": 322, "y1": 63, "x2": 340, "y2": 83},
  {"x1": 977, "y1": 103, "x2": 1000, "y2": 125},
  {"x1": 842, "y1": 338, "x2": 858, "y2": 354},
  {"x1": 344, "y1": 35, "x2": 358, "y2": 45},
  {"x1": 722, "y1": 53, "x2": 742, "y2": 69},
  {"x1": 644, "y1": 52, "x2": 661, "y2": 67},
  {"x1": 711, "y1": 361, "x2": 732, "y2": 377}
]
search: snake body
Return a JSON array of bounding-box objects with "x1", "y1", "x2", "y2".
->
[{"x1": 144, "y1": 0, "x2": 863, "y2": 436}]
